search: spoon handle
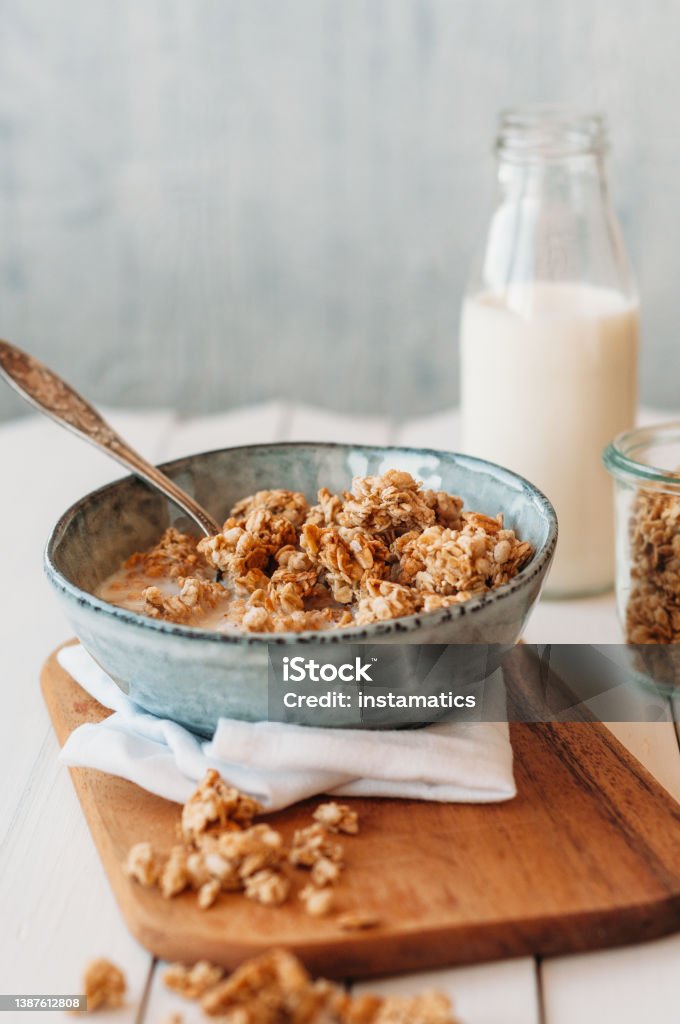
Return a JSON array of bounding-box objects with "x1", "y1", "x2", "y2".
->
[{"x1": 0, "y1": 339, "x2": 222, "y2": 537}]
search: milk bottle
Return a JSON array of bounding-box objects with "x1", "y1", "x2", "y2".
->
[{"x1": 460, "y1": 109, "x2": 638, "y2": 596}]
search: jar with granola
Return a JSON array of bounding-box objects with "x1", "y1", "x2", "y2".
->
[{"x1": 603, "y1": 422, "x2": 680, "y2": 690}]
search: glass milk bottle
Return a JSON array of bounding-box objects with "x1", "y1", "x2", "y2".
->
[{"x1": 460, "y1": 107, "x2": 639, "y2": 597}]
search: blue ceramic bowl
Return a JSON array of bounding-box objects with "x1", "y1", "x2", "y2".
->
[{"x1": 45, "y1": 443, "x2": 557, "y2": 734}]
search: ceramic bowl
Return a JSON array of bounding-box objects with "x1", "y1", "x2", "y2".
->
[{"x1": 45, "y1": 443, "x2": 557, "y2": 734}]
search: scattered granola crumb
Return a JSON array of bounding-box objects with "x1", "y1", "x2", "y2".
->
[
  {"x1": 243, "y1": 868, "x2": 291, "y2": 906},
  {"x1": 159, "y1": 1013, "x2": 183, "y2": 1024},
  {"x1": 83, "y1": 958, "x2": 126, "y2": 1012},
  {"x1": 372, "y1": 990, "x2": 458, "y2": 1023},
  {"x1": 336, "y1": 910, "x2": 382, "y2": 931},
  {"x1": 160, "y1": 845, "x2": 190, "y2": 899},
  {"x1": 310, "y1": 855, "x2": 342, "y2": 888},
  {"x1": 289, "y1": 823, "x2": 344, "y2": 868},
  {"x1": 124, "y1": 841, "x2": 161, "y2": 887},
  {"x1": 299, "y1": 883, "x2": 335, "y2": 917},
  {"x1": 164, "y1": 960, "x2": 225, "y2": 999},
  {"x1": 122, "y1": 772, "x2": 290, "y2": 912},
  {"x1": 181, "y1": 768, "x2": 261, "y2": 843},
  {"x1": 313, "y1": 802, "x2": 359, "y2": 835},
  {"x1": 197, "y1": 878, "x2": 221, "y2": 910},
  {"x1": 188, "y1": 949, "x2": 461, "y2": 1022},
  {"x1": 200, "y1": 950, "x2": 309, "y2": 1017},
  {"x1": 122, "y1": 773, "x2": 371, "y2": 918}
]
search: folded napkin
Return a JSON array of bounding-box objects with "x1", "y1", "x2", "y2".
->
[{"x1": 58, "y1": 644, "x2": 516, "y2": 812}]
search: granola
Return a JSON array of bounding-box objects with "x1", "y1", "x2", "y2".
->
[
  {"x1": 624, "y1": 480, "x2": 680, "y2": 688},
  {"x1": 355, "y1": 579, "x2": 421, "y2": 625},
  {"x1": 299, "y1": 883, "x2": 335, "y2": 917},
  {"x1": 164, "y1": 959, "x2": 225, "y2": 999},
  {"x1": 243, "y1": 867, "x2": 290, "y2": 906},
  {"x1": 395, "y1": 515, "x2": 532, "y2": 595},
  {"x1": 197, "y1": 878, "x2": 221, "y2": 909},
  {"x1": 160, "y1": 845, "x2": 190, "y2": 899},
  {"x1": 181, "y1": 768, "x2": 261, "y2": 842},
  {"x1": 124, "y1": 841, "x2": 161, "y2": 887},
  {"x1": 289, "y1": 824, "x2": 344, "y2": 869},
  {"x1": 312, "y1": 802, "x2": 359, "y2": 835},
  {"x1": 310, "y1": 856, "x2": 342, "y2": 888},
  {"x1": 162, "y1": 949, "x2": 461, "y2": 1023},
  {"x1": 82, "y1": 958, "x2": 126, "y2": 1011},
  {"x1": 122, "y1": 781, "x2": 375, "y2": 928},
  {"x1": 143, "y1": 576, "x2": 224, "y2": 624},
  {"x1": 338, "y1": 470, "x2": 436, "y2": 536},
  {"x1": 626, "y1": 484, "x2": 680, "y2": 644},
  {"x1": 98, "y1": 471, "x2": 534, "y2": 634},
  {"x1": 231, "y1": 489, "x2": 311, "y2": 528}
]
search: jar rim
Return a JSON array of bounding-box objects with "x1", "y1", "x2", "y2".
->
[
  {"x1": 603, "y1": 422, "x2": 680, "y2": 488},
  {"x1": 497, "y1": 105, "x2": 608, "y2": 161}
]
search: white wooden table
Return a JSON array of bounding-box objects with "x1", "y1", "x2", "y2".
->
[{"x1": 1, "y1": 403, "x2": 678, "y2": 1024}]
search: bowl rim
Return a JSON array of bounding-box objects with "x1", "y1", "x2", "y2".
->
[{"x1": 44, "y1": 440, "x2": 558, "y2": 645}]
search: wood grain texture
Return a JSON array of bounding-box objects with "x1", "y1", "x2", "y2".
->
[{"x1": 41, "y1": 642, "x2": 680, "y2": 978}]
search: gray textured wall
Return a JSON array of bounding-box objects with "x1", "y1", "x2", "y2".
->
[{"x1": 0, "y1": 0, "x2": 678, "y2": 422}]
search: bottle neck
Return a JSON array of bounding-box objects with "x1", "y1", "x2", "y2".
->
[
  {"x1": 496, "y1": 150, "x2": 609, "y2": 203},
  {"x1": 495, "y1": 107, "x2": 610, "y2": 203},
  {"x1": 471, "y1": 110, "x2": 635, "y2": 300}
]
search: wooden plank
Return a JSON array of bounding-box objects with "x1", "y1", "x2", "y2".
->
[
  {"x1": 0, "y1": 411, "x2": 174, "y2": 834},
  {"x1": 538, "y1": 662, "x2": 680, "y2": 1023},
  {"x1": 40, "y1": 643, "x2": 680, "y2": 979},
  {"x1": 523, "y1": 594, "x2": 622, "y2": 645},
  {"x1": 144, "y1": 961, "x2": 220, "y2": 1024},
  {"x1": 0, "y1": 412, "x2": 175, "y2": 1023},
  {"x1": 351, "y1": 959, "x2": 540, "y2": 1024},
  {"x1": 0, "y1": 727, "x2": 152, "y2": 1023},
  {"x1": 284, "y1": 404, "x2": 394, "y2": 446},
  {"x1": 144, "y1": 955, "x2": 541, "y2": 1024},
  {"x1": 393, "y1": 409, "x2": 461, "y2": 451},
  {"x1": 541, "y1": 933, "x2": 680, "y2": 1024},
  {"x1": 159, "y1": 401, "x2": 288, "y2": 459}
]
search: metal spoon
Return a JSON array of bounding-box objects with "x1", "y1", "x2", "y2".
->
[{"x1": 0, "y1": 339, "x2": 222, "y2": 537}]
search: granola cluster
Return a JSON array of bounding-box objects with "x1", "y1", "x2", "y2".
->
[
  {"x1": 82, "y1": 958, "x2": 126, "y2": 1012},
  {"x1": 163, "y1": 949, "x2": 460, "y2": 1022},
  {"x1": 103, "y1": 471, "x2": 533, "y2": 634},
  {"x1": 123, "y1": 772, "x2": 362, "y2": 921}
]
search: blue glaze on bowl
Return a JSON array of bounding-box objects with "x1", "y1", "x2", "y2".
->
[{"x1": 44, "y1": 443, "x2": 557, "y2": 734}]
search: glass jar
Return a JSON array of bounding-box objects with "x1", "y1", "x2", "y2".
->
[
  {"x1": 603, "y1": 423, "x2": 680, "y2": 644},
  {"x1": 460, "y1": 106, "x2": 639, "y2": 598}
]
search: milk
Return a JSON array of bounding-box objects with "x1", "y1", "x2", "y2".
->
[{"x1": 460, "y1": 282, "x2": 639, "y2": 596}]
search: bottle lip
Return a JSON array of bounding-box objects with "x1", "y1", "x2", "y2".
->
[{"x1": 497, "y1": 105, "x2": 608, "y2": 161}]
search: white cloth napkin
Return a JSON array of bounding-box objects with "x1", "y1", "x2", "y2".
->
[{"x1": 57, "y1": 644, "x2": 516, "y2": 812}]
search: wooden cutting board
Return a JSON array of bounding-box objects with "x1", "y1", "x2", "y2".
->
[{"x1": 41, "y1": 641, "x2": 680, "y2": 979}]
